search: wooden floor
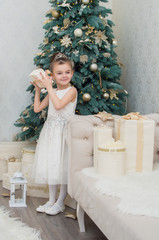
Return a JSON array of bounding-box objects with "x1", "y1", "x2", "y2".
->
[{"x1": 0, "y1": 182, "x2": 108, "y2": 240}]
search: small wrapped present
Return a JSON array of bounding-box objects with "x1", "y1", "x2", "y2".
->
[
  {"x1": 93, "y1": 126, "x2": 113, "y2": 168},
  {"x1": 29, "y1": 68, "x2": 52, "y2": 88},
  {"x1": 29, "y1": 68, "x2": 46, "y2": 88},
  {"x1": 97, "y1": 139, "x2": 126, "y2": 176},
  {"x1": 115, "y1": 112, "x2": 155, "y2": 173}
]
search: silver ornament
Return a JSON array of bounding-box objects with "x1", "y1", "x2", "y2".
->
[
  {"x1": 90, "y1": 63, "x2": 98, "y2": 72},
  {"x1": 74, "y1": 28, "x2": 83, "y2": 37},
  {"x1": 103, "y1": 92, "x2": 109, "y2": 100},
  {"x1": 82, "y1": 0, "x2": 90, "y2": 4},
  {"x1": 83, "y1": 93, "x2": 91, "y2": 102}
]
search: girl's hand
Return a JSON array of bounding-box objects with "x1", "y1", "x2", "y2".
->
[
  {"x1": 30, "y1": 81, "x2": 41, "y2": 93},
  {"x1": 40, "y1": 71, "x2": 53, "y2": 90}
]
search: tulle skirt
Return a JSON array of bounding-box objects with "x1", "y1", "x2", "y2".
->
[{"x1": 32, "y1": 117, "x2": 68, "y2": 185}]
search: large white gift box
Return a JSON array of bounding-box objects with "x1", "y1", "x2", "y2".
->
[
  {"x1": 93, "y1": 126, "x2": 112, "y2": 168},
  {"x1": 115, "y1": 116, "x2": 155, "y2": 173}
]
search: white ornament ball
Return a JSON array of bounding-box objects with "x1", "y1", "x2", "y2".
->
[
  {"x1": 112, "y1": 39, "x2": 118, "y2": 46},
  {"x1": 83, "y1": 93, "x2": 91, "y2": 102},
  {"x1": 90, "y1": 63, "x2": 98, "y2": 72},
  {"x1": 74, "y1": 28, "x2": 83, "y2": 37},
  {"x1": 103, "y1": 92, "x2": 109, "y2": 100},
  {"x1": 82, "y1": 0, "x2": 90, "y2": 4}
]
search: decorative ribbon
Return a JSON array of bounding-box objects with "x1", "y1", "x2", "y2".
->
[
  {"x1": 94, "y1": 111, "x2": 114, "y2": 121},
  {"x1": 122, "y1": 112, "x2": 147, "y2": 120},
  {"x1": 8, "y1": 157, "x2": 20, "y2": 162},
  {"x1": 116, "y1": 113, "x2": 146, "y2": 172},
  {"x1": 98, "y1": 147, "x2": 125, "y2": 152},
  {"x1": 22, "y1": 150, "x2": 35, "y2": 154},
  {"x1": 136, "y1": 120, "x2": 143, "y2": 172},
  {"x1": 28, "y1": 184, "x2": 49, "y2": 193}
]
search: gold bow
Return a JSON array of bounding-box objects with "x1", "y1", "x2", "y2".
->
[
  {"x1": 122, "y1": 112, "x2": 147, "y2": 120},
  {"x1": 94, "y1": 111, "x2": 114, "y2": 121}
]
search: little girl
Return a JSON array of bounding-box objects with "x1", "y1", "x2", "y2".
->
[{"x1": 31, "y1": 52, "x2": 77, "y2": 215}]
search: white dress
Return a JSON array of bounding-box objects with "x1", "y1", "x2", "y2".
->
[{"x1": 32, "y1": 87, "x2": 77, "y2": 185}]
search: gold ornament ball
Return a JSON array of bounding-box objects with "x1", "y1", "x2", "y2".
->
[
  {"x1": 74, "y1": 28, "x2": 83, "y2": 37},
  {"x1": 83, "y1": 93, "x2": 91, "y2": 102},
  {"x1": 90, "y1": 63, "x2": 98, "y2": 72},
  {"x1": 82, "y1": 0, "x2": 90, "y2": 4},
  {"x1": 52, "y1": 9, "x2": 60, "y2": 18},
  {"x1": 103, "y1": 92, "x2": 109, "y2": 100}
]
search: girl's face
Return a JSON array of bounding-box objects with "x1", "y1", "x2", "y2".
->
[{"x1": 52, "y1": 62, "x2": 73, "y2": 89}]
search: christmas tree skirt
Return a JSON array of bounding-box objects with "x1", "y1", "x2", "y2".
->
[{"x1": 0, "y1": 207, "x2": 42, "y2": 240}]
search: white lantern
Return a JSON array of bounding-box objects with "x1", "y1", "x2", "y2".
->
[{"x1": 9, "y1": 173, "x2": 28, "y2": 207}]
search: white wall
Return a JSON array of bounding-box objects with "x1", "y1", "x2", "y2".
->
[
  {"x1": 0, "y1": 0, "x2": 50, "y2": 141},
  {"x1": 1, "y1": 0, "x2": 159, "y2": 141},
  {"x1": 112, "y1": 0, "x2": 159, "y2": 114}
]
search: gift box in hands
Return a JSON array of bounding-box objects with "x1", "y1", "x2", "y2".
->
[{"x1": 29, "y1": 68, "x2": 52, "y2": 88}]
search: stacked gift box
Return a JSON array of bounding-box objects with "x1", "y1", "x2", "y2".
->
[
  {"x1": 94, "y1": 112, "x2": 155, "y2": 176},
  {"x1": 2, "y1": 157, "x2": 21, "y2": 190}
]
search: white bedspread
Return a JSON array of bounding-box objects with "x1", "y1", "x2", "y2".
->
[{"x1": 82, "y1": 164, "x2": 159, "y2": 218}]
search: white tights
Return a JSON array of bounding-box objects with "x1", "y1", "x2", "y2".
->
[{"x1": 49, "y1": 184, "x2": 67, "y2": 207}]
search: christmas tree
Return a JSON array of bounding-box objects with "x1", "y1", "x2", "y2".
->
[{"x1": 14, "y1": 0, "x2": 128, "y2": 141}]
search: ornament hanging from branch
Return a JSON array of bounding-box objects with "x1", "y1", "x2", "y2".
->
[
  {"x1": 82, "y1": 93, "x2": 91, "y2": 102},
  {"x1": 74, "y1": 28, "x2": 83, "y2": 37},
  {"x1": 51, "y1": 9, "x2": 60, "y2": 18},
  {"x1": 80, "y1": 55, "x2": 88, "y2": 63},
  {"x1": 60, "y1": 35, "x2": 72, "y2": 47},
  {"x1": 103, "y1": 92, "x2": 109, "y2": 100},
  {"x1": 90, "y1": 63, "x2": 98, "y2": 72},
  {"x1": 82, "y1": 0, "x2": 90, "y2": 4}
]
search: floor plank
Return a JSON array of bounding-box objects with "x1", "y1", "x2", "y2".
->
[{"x1": 0, "y1": 182, "x2": 108, "y2": 240}]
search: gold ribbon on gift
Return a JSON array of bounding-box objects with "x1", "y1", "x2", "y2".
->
[
  {"x1": 116, "y1": 112, "x2": 146, "y2": 172},
  {"x1": 98, "y1": 147, "x2": 125, "y2": 152},
  {"x1": 136, "y1": 120, "x2": 143, "y2": 172},
  {"x1": 94, "y1": 111, "x2": 114, "y2": 121},
  {"x1": 122, "y1": 112, "x2": 147, "y2": 120},
  {"x1": 28, "y1": 184, "x2": 49, "y2": 193}
]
